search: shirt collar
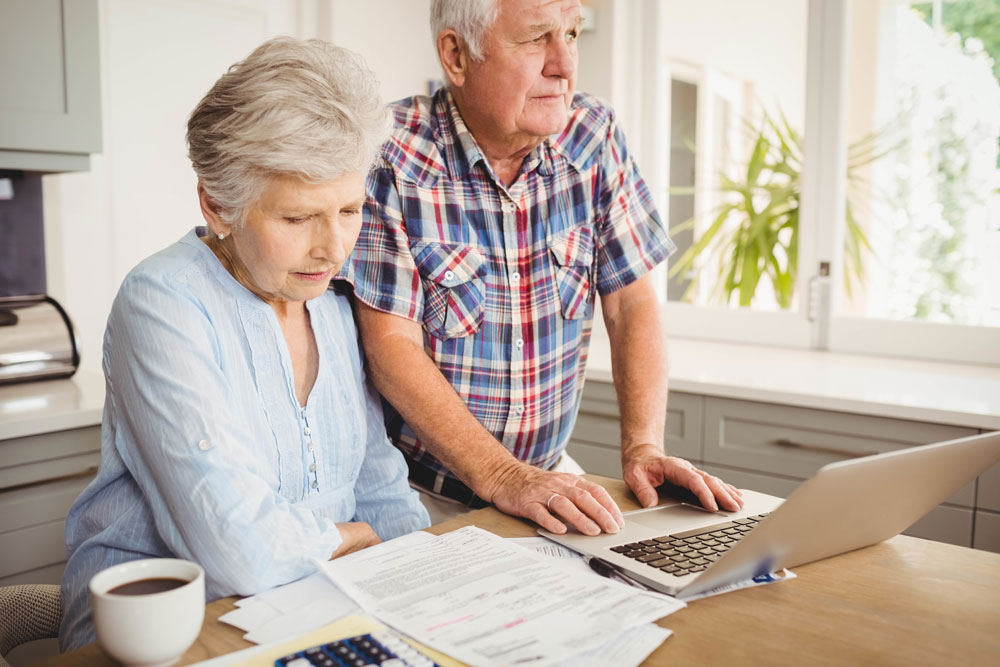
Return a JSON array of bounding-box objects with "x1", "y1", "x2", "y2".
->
[{"x1": 434, "y1": 88, "x2": 555, "y2": 182}]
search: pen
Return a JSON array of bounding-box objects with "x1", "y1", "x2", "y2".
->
[{"x1": 587, "y1": 557, "x2": 659, "y2": 593}]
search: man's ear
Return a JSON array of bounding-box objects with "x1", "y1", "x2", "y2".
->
[
  {"x1": 197, "y1": 183, "x2": 231, "y2": 237},
  {"x1": 437, "y1": 29, "x2": 468, "y2": 88}
]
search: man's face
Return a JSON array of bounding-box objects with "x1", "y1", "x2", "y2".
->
[{"x1": 458, "y1": 0, "x2": 582, "y2": 152}]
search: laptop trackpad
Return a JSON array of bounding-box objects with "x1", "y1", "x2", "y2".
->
[{"x1": 626, "y1": 502, "x2": 728, "y2": 534}]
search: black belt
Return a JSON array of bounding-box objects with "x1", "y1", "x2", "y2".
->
[{"x1": 404, "y1": 453, "x2": 491, "y2": 509}]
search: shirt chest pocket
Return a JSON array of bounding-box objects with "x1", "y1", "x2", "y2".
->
[
  {"x1": 549, "y1": 226, "x2": 595, "y2": 320},
  {"x1": 411, "y1": 241, "x2": 487, "y2": 340}
]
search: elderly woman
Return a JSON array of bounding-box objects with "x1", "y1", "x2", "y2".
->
[{"x1": 59, "y1": 37, "x2": 429, "y2": 650}]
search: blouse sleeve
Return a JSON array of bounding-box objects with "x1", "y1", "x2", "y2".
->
[{"x1": 350, "y1": 371, "x2": 431, "y2": 538}]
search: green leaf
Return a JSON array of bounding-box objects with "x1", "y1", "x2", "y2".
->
[{"x1": 746, "y1": 134, "x2": 769, "y2": 185}]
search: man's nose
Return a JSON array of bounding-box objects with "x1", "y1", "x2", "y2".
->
[{"x1": 545, "y1": 34, "x2": 576, "y2": 81}]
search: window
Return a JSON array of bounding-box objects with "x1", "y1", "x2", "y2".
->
[{"x1": 653, "y1": 0, "x2": 1000, "y2": 364}]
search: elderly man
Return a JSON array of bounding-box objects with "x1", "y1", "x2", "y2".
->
[{"x1": 343, "y1": 0, "x2": 743, "y2": 535}]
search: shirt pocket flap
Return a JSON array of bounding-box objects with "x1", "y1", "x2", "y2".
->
[
  {"x1": 549, "y1": 226, "x2": 594, "y2": 268},
  {"x1": 411, "y1": 241, "x2": 487, "y2": 287}
]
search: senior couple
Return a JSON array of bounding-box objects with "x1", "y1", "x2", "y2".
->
[{"x1": 60, "y1": 0, "x2": 742, "y2": 650}]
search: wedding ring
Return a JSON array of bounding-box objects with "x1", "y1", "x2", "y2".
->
[{"x1": 546, "y1": 493, "x2": 560, "y2": 511}]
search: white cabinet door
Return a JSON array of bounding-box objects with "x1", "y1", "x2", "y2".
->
[{"x1": 0, "y1": 0, "x2": 102, "y2": 170}]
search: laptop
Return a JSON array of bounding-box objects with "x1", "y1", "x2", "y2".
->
[{"x1": 540, "y1": 431, "x2": 1000, "y2": 599}]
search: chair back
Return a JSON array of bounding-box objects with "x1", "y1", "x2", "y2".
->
[{"x1": 0, "y1": 585, "x2": 62, "y2": 667}]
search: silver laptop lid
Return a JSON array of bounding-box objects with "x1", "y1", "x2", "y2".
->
[{"x1": 682, "y1": 430, "x2": 1000, "y2": 597}]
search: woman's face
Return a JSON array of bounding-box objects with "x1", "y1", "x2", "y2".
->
[{"x1": 224, "y1": 171, "x2": 365, "y2": 304}]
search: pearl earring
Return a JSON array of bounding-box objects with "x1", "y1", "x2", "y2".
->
[{"x1": 217, "y1": 232, "x2": 226, "y2": 240}]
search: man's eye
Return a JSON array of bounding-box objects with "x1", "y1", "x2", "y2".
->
[
  {"x1": 285, "y1": 216, "x2": 308, "y2": 224},
  {"x1": 342, "y1": 208, "x2": 361, "y2": 216},
  {"x1": 566, "y1": 29, "x2": 579, "y2": 42}
]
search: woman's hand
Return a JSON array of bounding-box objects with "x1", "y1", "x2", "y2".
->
[{"x1": 329, "y1": 521, "x2": 381, "y2": 559}]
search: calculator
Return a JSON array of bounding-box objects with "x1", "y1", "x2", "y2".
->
[{"x1": 275, "y1": 629, "x2": 439, "y2": 667}]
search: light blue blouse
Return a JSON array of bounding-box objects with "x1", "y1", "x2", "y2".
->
[{"x1": 60, "y1": 229, "x2": 429, "y2": 650}]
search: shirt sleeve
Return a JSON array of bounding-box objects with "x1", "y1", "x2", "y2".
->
[
  {"x1": 340, "y1": 164, "x2": 424, "y2": 322},
  {"x1": 593, "y1": 110, "x2": 677, "y2": 295},
  {"x1": 351, "y1": 370, "x2": 430, "y2": 537},
  {"x1": 103, "y1": 272, "x2": 344, "y2": 595}
]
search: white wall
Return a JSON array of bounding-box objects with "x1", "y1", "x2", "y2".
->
[
  {"x1": 659, "y1": 0, "x2": 808, "y2": 128},
  {"x1": 42, "y1": 0, "x2": 440, "y2": 374},
  {"x1": 327, "y1": 0, "x2": 440, "y2": 103}
]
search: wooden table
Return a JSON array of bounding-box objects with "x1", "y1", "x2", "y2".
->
[{"x1": 44, "y1": 476, "x2": 1000, "y2": 666}]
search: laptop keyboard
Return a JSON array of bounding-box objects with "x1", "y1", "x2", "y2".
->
[{"x1": 610, "y1": 513, "x2": 771, "y2": 577}]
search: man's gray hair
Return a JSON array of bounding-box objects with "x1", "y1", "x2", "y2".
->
[
  {"x1": 187, "y1": 37, "x2": 388, "y2": 226},
  {"x1": 430, "y1": 0, "x2": 500, "y2": 62}
]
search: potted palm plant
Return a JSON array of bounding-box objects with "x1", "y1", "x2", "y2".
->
[{"x1": 667, "y1": 110, "x2": 887, "y2": 308}]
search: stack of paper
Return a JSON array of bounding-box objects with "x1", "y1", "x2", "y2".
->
[
  {"x1": 218, "y1": 571, "x2": 360, "y2": 644},
  {"x1": 318, "y1": 527, "x2": 684, "y2": 667}
]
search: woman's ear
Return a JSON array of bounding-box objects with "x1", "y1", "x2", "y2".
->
[
  {"x1": 437, "y1": 29, "x2": 468, "y2": 88},
  {"x1": 197, "y1": 183, "x2": 231, "y2": 238}
]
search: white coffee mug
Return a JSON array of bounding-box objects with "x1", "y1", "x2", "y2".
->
[{"x1": 89, "y1": 558, "x2": 205, "y2": 667}]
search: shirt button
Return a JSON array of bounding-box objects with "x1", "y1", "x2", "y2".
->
[
  {"x1": 511, "y1": 272, "x2": 521, "y2": 283},
  {"x1": 514, "y1": 405, "x2": 525, "y2": 415},
  {"x1": 311, "y1": 481, "x2": 319, "y2": 490},
  {"x1": 197, "y1": 439, "x2": 211, "y2": 451},
  {"x1": 309, "y1": 463, "x2": 317, "y2": 472},
  {"x1": 503, "y1": 203, "x2": 516, "y2": 213},
  {"x1": 515, "y1": 339, "x2": 524, "y2": 349},
  {"x1": 303, "y1": 426, "x2": 311, "y2": 436},
  {"x1": 307, "y1": 443, "x2": 315, "y2": 453},
  {"x1": 444, "y1": 270, "x2": 456, "y2": 282}
]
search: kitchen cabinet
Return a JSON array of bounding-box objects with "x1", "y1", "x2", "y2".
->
[
  {"x1": 569, "y1": 384, "x2": 702, "y2": 479},
  {"x1": 0, "y1": 425, "x2": 100, "y2": 587},
  {"x1": 567, "y1": 382, "x2": 994, "y2": 550},
  {"x1": 0, "y1": 0, "x2": 102, "y2": 172}
]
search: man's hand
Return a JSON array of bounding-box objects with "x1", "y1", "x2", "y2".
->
[
  {"x1": 623, "y1": 444, "x2": 744, "y2": 512},
  {"x1": 483, "y1": 460, "x2": 625, "y2": 536},
  {"x1": 329, "y1": 522, "x2": 381, "y2": 560}
]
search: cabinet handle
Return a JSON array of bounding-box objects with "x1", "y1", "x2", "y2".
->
[
  {"x1": 0, "y1": 466, "x2": 99, "y2": 493},
  {"x1": 772, "y1": 438, "x2": 876, "y2": 459}
]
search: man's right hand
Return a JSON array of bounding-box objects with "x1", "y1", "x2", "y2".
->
[
  {"x1": 329, "y1": 521, "x2": 381, "y2": 560},
  {"x1": 483, "y1": 461, "x2": 625, "y2": 536}
]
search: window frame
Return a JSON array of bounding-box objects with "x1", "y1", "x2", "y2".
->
[{"x1": 650, "y1": 0, "x2": 1000, "y2": 366}]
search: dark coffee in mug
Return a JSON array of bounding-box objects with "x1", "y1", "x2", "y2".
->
[{"x1": 107, "y1": 577, "x2": 189, "y2": 596}]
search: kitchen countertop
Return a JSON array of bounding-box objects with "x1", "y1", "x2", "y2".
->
[
  {"x1": 0, "y1": 369, "x2": 104, "y2": 440},
  {"x1": 586, "y1": 337, "x2": 1000, "y2": 431},
  {"x1": 2, "y1": 339, "x2": 999, "y2": 441}
]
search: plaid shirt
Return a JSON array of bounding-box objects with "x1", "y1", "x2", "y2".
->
[{"x1": 342, "y1": 88, "x2": 674, "y2": 479}]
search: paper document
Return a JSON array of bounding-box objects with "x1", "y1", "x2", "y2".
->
[
  {"x1": 219, "y1": 532, "x2": 436, "y2": 644},
  {"x1": 319, "y1": 526, "x2": 685, "y2": 667},
  {"x1": 219, "y1": 572, "x2": 360, "y2": 644},
  {"x1": 678, "y1": 568, "x2": 797, "y2": 602},
  {"x1": 506, "y1": 536, "x2": 591, "y2": 575},
  {"x1": 553, "y1": 623, "x2": 672, "y2": 667}
]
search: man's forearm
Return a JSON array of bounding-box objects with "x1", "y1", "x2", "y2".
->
[
  {"x1": 360, "y1": 328, "x2": 519, "y2": 499},
  {"x1": 603, "y1": 278, "x2": 670, "y2": 460}
]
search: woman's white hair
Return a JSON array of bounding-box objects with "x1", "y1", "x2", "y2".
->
[
  {"x1": 187, "y1": 37, "x2": 389, "y2": 226},
  {"x1": 430, "y1": 0, "x2": 500, "y2": 62}
]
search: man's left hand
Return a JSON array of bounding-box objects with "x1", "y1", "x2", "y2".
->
[{"x1": 622, "y1": 444, "x2": 744, "y2": 512}]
